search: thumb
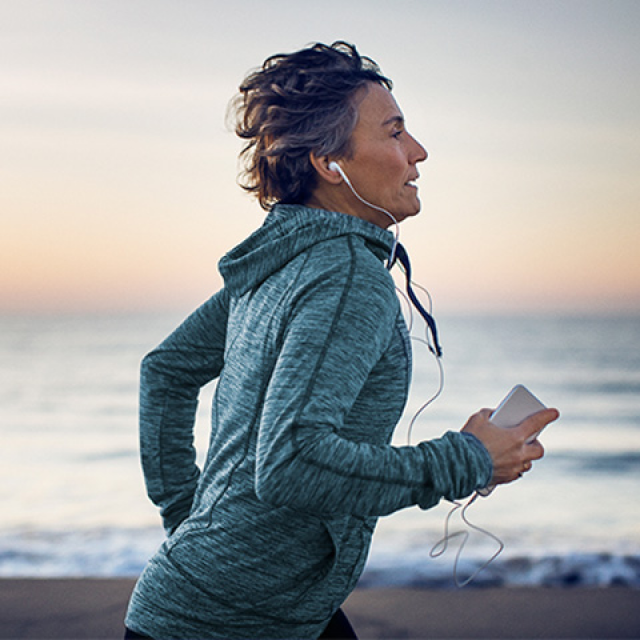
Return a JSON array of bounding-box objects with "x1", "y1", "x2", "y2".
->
[{"x1": 517, "y1": 408, "x2": 559, "y2": 440}]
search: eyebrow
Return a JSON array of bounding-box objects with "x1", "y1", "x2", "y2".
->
[{"x1": 382, "y1": 115, "x2": 405, "y2": 128}]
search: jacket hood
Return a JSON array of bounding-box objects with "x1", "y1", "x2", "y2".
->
[{"x1": 218, "y1": 204, "x2": 395, "y2": 296}]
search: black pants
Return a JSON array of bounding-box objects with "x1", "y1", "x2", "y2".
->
[{"x1": 125, "y1": 607, "x2": 358, "y2": 639}]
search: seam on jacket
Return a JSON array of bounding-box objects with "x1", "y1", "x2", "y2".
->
[
  {"x1": 287, "y1": 237, "x2": 421, "y2": 488},
  {"x1": 203, "y1": 250, "x2": 315, "y2": 521},
  {"x1": 163, "y1": 547, "x2": 329, "y2": 625},
  {"x1": 289, "y1": 235, "x2": 356, "y2": 430}
]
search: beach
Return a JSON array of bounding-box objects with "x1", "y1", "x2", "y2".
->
[
  {"x1": 1, "y1": 314, "x2": 639, "y2": 637},
  {"x1": 0, "y1": 580, "x2": 638, "y2": 639}
]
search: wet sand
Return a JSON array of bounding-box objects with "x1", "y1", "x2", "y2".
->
[{"x1": 0, "y1": 579, "x2": 638, "y2": 639}]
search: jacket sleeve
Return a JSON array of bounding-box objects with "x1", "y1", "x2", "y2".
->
[
  {"x1": 139, "y1": 288, "x2": 230, "y2": 533},
  {"x1": 255, "y1": 240, "x2": 492, "y2": 517}
]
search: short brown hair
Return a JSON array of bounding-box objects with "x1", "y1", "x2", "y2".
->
[{"x1": 229, "y1": 41, "x2": 392, "y2": 210}]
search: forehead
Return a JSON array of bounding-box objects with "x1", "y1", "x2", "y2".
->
[{"x1": 354, "y1": 83, "x2": 404, "y2": 130}]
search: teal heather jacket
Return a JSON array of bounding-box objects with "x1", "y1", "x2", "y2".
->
[{"x1": 125, "y1": 204, "x2": 492, "y2": 639}]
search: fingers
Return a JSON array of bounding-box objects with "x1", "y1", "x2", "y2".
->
[
  {"x1": 517, "y1": 408, "x2": 559, "y2": 441},
  {"x1": 464, "y1": 405, "x2": 559, "y2": 488},
  {"x1": 511, "y1": 458, "x2": 536, "y2": 483},
  {"x1": 526, "y1": 439, "x2": 545, "y2": 461}
]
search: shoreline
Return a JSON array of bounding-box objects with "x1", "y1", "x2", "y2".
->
[{"x1": 1, "y1": 579, "x2": 639, "y2": 639}]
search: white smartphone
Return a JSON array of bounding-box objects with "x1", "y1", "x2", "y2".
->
[
  {"x1": 490, "y1": 384, "x2": 547, "y2": 440},
  {"x1": 477, "y1": 385, "x2": 547, "y2": 497}
]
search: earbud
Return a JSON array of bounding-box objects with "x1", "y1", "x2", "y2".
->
[
  {"x1": 328, "y1": 161, "x2": 349, "y2": 184},
  {"x1": 326, "y1": 160, "x2": 399, "y2": 265}
]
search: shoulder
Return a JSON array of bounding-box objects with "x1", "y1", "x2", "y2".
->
[
  {"x1": 302, "y1": 234, "x2": 394, "y2": 289},
  {"x1": 289, "y1": 234, "x2": 398, "y2": 324}
]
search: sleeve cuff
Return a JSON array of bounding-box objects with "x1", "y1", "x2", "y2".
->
[{"x1": 460, "y1": 431, "x2": 493, "y2": 489}]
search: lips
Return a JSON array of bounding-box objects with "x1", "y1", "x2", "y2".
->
[{"x1": 405, "y1": 174, "x2": 420, "y2": 188}]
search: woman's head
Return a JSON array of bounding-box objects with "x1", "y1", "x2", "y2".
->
[{"x1": 230, "y1": 41, "x2": 392, "y2": 210}]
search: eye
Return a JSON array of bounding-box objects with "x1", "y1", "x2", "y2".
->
[{"x1": 392, "y1": 129, "x2": 404, "y2": 139}]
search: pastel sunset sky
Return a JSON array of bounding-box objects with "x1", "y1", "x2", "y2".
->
[{"x1": 2, "y1": 0, "x2": 639, "y2": 313}]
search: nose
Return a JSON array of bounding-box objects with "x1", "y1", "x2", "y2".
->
[{"x1": 409, "y1": 133, "x2": 428, "y2": 163}]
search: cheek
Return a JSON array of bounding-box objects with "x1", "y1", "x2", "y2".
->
[{"x1": 370, "y1": 158, "x2": 404, "y2": 190}]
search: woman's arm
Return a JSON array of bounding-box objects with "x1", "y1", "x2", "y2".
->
[
  {"x1": 139, "y1": 288, "x2": 230, "y2": 533},
  {"x1": 254, "y1": 241, "x2": 492, "y2": 517}
]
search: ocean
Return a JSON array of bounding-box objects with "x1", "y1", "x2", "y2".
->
[{"x1": 1, "y1": 310, "x2": 639, "y2": 588}]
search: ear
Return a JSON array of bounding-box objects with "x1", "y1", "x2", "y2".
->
[{"x1": 310, "y1": 152, "x2": 343, "y2": 185}]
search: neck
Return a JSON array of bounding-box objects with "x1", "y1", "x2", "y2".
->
[{"x1": 305, "y1": 186, "x2": 393, "y2": 230}]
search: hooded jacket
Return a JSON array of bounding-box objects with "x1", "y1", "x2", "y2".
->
[{"x1": 125, "y1": 204, "x2": 492, "y2": 639}]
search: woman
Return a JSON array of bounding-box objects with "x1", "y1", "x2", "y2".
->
[{"x1": 125, "y1": 42, "x2": 558, "y2": 639}]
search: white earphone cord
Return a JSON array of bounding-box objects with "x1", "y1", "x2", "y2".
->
[
  {"x1": 395, "y1": 276, "x2": 444, "y2": 447},
  {"x1": 332, "y1": 162, "x2": 503, "y2": 586},
  {"x1": 431, "y1": 493, "x2": 505, "y2": 588},
  {"x1": 329, "y1": 162, "x2": 400, "y2": 265}
]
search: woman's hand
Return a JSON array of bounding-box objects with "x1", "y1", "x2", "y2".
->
[{"x1": 462, "y1": 407, "x2": 560, "y2": 487}]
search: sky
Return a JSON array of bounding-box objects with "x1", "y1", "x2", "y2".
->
[{"x1": 1, "y1": 0, "x2": 639, "y2": 314}]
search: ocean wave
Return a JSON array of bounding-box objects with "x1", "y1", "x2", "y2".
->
[
  {"x1": 0, "y1": 528, "x2": 638, "y2": 588},
  {"x1": 360, "y1": 552, "x2": 640, "y2": 589},
  {"x1": 0, "y1": 528, "x2": 164, "y2": 578},
  {"x1": 550, "y1": 451, "x2": 640, "y2": 474}
]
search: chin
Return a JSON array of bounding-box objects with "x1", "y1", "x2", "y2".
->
[{"x1": 397, "y1": 204, "x2": 421, "y2": 222}]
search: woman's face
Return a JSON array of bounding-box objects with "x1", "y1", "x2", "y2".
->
[{"x1": 338, "y1": 83, "x2": 428, "y2": 227}]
